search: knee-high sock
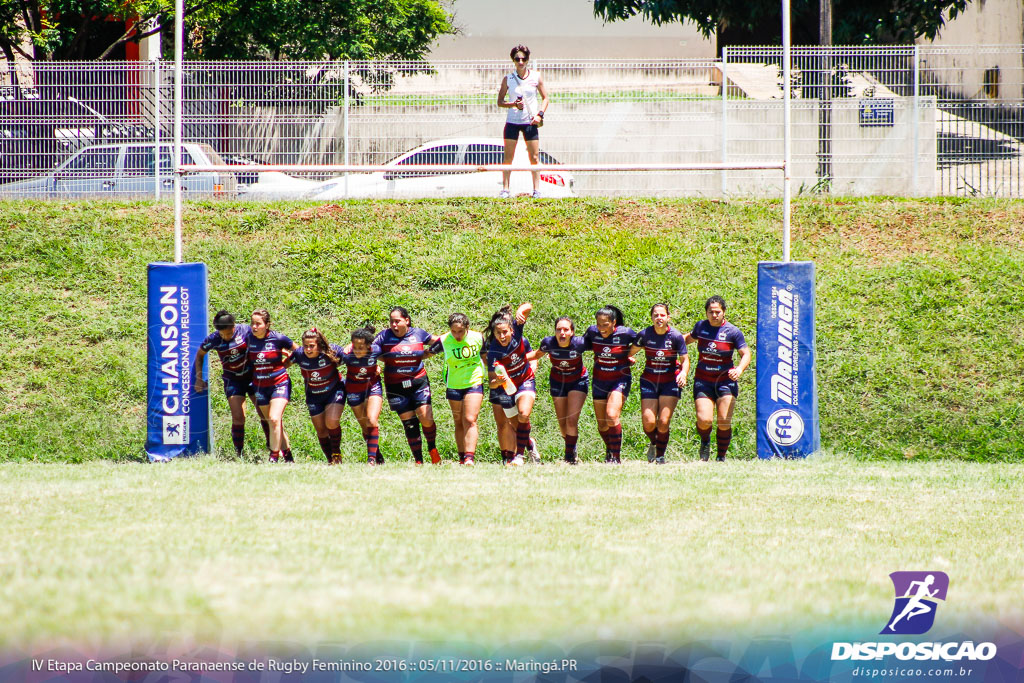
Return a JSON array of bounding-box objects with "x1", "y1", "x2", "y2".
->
[
  {"x1": 697, "y1": 424, "x2": 713, "y2": 445},
  {"x1": 328, "y1": 427, "x2": 341, "y2": 455},
  {"x1": 656, "y1": 429, "x2": 670, "y2": 458},
  {"x1": 421, "y1": 422, "x2": 437, "y2": 451},
  {"x1": 716, "y1": 428, "x2": 733, "y2": 459},
  {"x1": 607, "y1": 424, "x2": 623, "y2": 459},
  {"x1": 259, "y1": 419, "x2": 271, "y2": 449},
  {"x1": 364, "y1": 426, "x2": 380, "y2": 460},
  {"x1": 231, "y1": 425, "x2": 245, "y2": 455},
  {"x1": 401, "y1": 418, "x2": 423, "y2": 462},
  {"x1": 515, "y1": 421, "x2": 532, "y2": 455},
  {"x1": 644, "y1": 426, "x2": 656, "y2": 444}
]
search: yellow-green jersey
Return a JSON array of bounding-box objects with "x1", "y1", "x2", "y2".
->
[{"x1": 434, "y1": 330, "x2": 486, "y2": 389}]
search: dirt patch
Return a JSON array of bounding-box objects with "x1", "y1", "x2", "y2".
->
[{"x1": 290, "y1": 204, "x2": 348, "y2": 221}]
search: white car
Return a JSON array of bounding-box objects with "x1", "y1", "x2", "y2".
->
[{"x1": 303, "y1": 138, "x2": 575, "y2": 199}]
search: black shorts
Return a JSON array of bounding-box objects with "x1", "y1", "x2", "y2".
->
[
  {"x1": 385, "y1": 376, "x2": 432, "y2": 413},
  {"x1": 693, "y1": 378, "x2": 739, "y2": 400},
  {"x1": 504, "y1": 122, "x2": 539, "y2": 141}
]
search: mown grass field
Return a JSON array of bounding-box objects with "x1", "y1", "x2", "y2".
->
[
  {"x1": 1, "y1": 458, "x2": 1021, "y2": 648},
  {"x1": 1, "y1": 197, "x2": 1022, "y2": 462}
]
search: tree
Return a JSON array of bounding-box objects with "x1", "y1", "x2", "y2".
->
[
  {"x1": 0, "y1": 0, "x2": 454, "y2": 62},
  {"x1": 592, "y1": 0, "x2": 970, "y2": 49}
]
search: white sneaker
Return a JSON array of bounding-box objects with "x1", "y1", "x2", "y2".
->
[
  {"x1": 531, "y1": 190, "x2": 541, "y2": 199},
  {"x1": 509, "y1": 454, "x2": 525, "y2": 466},
  {"x1": 499, "y1": 189, "x2": 510, "y2": 198},
  {"x1": 528, "y1": 438, "x2": 541, "y2": 463}
]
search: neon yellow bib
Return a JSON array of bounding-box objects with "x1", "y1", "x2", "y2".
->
[{"x1": 441, "y1": 330, "x2": 486, "y2": 389}]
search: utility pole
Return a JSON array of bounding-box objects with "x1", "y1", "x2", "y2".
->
[{"x1": 817, "y1": 0, "x2": 833, "y2": 190}]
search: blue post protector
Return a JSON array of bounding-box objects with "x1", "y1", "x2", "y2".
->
[
  {"x1": 145, "y1": 262, "x2": 211, "y2": 461},
  {"x1": 756, "y1": 261, "x2": 820, "y2": 458}
]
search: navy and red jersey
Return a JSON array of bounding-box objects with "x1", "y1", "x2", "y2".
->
[
  {"x1": 291, "y1": 344, "x2": 344, "y2": 395},
  {"x1": 199, "y1": 324, "x2": 252, "y2": 378},
  {"x1": 539, "y1": 335, "x2": 588, "y2": 383},
  {"x1": 339, "y1": 343, "x2": 382, "y2": 393},
  {"x1": 486, "y1": 322, "x2": 535, "y2": 388},
  {"x1": 583, "y1": 325, "x2": 639, "y2": 382},
  {"x1": 374, "y1": 327, "x2": 434, "y2": 385},
  {"x1": 635, "y1": 326, "x2": 688, "y2": 384},
  {"x1": 246, "y1": 330, "x2": 296, "y2": 388},
  {"x1": 690, "y1": 320, "x2": 748, "y2": 382}
]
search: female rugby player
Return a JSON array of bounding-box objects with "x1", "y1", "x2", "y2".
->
[
  {"x1": 528, "y1": 316, "x2": 587, "y2": 464},
  {"x1": 484, "y1": 303, "x2": 536, "y2": 465},
  {"x1": 193, "y1": 310, "x2": 271, "y2": 457},
  {"x1": 246, "y1": 309, "x2": 297, "y2": 462},
  {"x1": 684, "y1": 296, "x2": 751, "y2": 461},
  {"x1": 431, "y1": 313, "x2": 487, "y2": 466},
  {"x1": 630, "y1": 304, "x2": 689, "y2": 464},
  {"x1": 340, "y1": 326, "x2": 385, "y2": 465},
  {"x1": 286, "y1": 328, "x2": 346, "y2": 464},
  {"x1": 583, "y1": 305, "x2": 639, "y2": 464},
  {"x1": 374, "y1": 307, "x2": 442, "y2": 465}
]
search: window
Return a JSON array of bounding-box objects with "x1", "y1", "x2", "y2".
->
[
  {"x1": 385, "y1": 144, "x2": 459, "y2": 179},
  {"x1": 64, "y1": 149, "x2": 119, "y2": 174},
  {"x1": 464, "y1": 144, "x2": 503, "y2": 166},
  {"x1": 983, "y1": 67, "x2": 1000, "y2": 99}
]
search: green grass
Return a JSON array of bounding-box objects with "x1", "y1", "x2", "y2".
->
[
  {"x1": 0, "y1": 458, "x2": 1020, "y2": 648},
  {"x1": 1, "y1": 197, "x2": 1022, "y2": 462}
]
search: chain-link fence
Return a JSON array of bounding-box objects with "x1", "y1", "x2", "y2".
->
[{"x1": 2, "y1": 46, "x2": 1022, "y2": 198}]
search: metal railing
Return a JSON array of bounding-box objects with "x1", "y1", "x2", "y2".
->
[{"x1": 2, "y1": 46, "x2": 1023, "y2": 198}]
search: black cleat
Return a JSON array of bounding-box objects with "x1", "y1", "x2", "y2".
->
[
  {"x1": 655, "y1": 456, "x2": 666, "y2": 464},
  {"x1": 716, "y1": 455, "x2": 725, "y2": 462},
  {"x1": 646, "y1": 443, "x2": 657, "y2": 463},
  {"x1": 699, "y1": 441, "x2": 711, "y2": 462}
]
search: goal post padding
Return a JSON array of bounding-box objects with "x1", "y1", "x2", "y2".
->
[
  {"x1": 756, "y1": 261, "x2": 820, "y2": 458},
  {"x1": 146, "y1": 262, "x2": 211, "y2": 461}
]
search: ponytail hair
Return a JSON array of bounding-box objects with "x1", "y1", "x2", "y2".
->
[
  {"x1": 596, "y1": 304, "x2": 624, "y2": 328},
  {"x1": 484, "y1": 305, "x2": 515, "y2": 347},
  {"x1": 389, "y1": 306, "x2": 412, "y2": 325},
  {"x1": 302, "y1": 327, "x2": 338, "y2": 364}
]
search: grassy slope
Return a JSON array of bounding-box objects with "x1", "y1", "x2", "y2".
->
[
  {"x1": 1, "y1": 459, "x2": 1021, "y2": 647},
  {"x1": 0, "y1": 198, "x2": 1021, "y2": 462}
]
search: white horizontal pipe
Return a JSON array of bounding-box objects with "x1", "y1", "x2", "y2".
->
[{"x1": 182, "y1": 162, "x2": 786, "y2": 174}]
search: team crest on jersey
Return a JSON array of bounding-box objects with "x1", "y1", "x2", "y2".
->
[
  {"x1": 612, "y1": 337, "x2": 620, "y2": 343},
  {"x1": 718, "y1": 331, "x2": 727, "y2": 340},
  {"x1": 568, "y1": 351, "x2": 577, "y2": 358}
]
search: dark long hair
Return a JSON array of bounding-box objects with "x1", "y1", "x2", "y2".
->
[
  {"x1": 484, "y1": 305, "x2": 515, "y2": 347},
  {"x1": 213, "y1": 309, "x2": 235, "y2": 331},
  {"x1": 351, "y1": 324, "x2": 375, "y2": 346},
  {"x1": 302, "y1": 327, "x2": 339, "y2": 364}
]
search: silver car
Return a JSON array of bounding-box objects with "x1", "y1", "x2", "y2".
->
[{"x1": 0, "y1": 142, "x2": 237, "y2": 198}]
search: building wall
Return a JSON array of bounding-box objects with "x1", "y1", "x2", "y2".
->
[
  {"x1": 918, "y1": 0, "x2": 1024, "y2": 102},
  {"x1": 430, "y1": 0, "x2": 716, "y2": 60}
]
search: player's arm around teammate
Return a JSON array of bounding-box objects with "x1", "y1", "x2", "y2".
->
[
  {"x1": 485, "y1": 303, "x2": 537, "y2": 465},
  {"x1": 683, "y1": 296, "x2": 751, "y2": 461},
  {"x1": 629, "y1": 304, "x2": 690, "y2": 464},
  {"x1": 583, "y1": 305, "x2": 639, "y2": 464},
  {"x1": 192, "y1": 309, "x2": 271, "y2": 457},
  {"x1": 285, "y1": 328, "x2": 346, "y2": 464},
  {"x1": 430, "y1": 313, "x2": 487, "y2": 466},
  {"x1": 527, "y1": 316, "x2": 588, "y2": 464},
  {"x1": 374, "y1": 307, "x2": 442, "y2": 465},
  {"x1": 341, "y1": 326, "x2": 385, "y2": 466},
  {"x1": 246, "y1": 309, "x2": 296, "y2": 462}
]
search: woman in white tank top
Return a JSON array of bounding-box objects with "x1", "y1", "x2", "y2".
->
[{"x1": 496, "y1": 44, "x2": 549, "y2": 198}]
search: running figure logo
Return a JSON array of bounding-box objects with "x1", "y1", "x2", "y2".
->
[{"x1": 881, "y1": 571, "x2": 949, "y2": 635}]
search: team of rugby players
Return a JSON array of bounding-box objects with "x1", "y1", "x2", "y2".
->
[{"x1": 192, "y1": 297, "x2": 751, "y2": 465}]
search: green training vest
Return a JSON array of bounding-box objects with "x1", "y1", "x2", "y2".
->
[{"x1": 441, "y1": 330, "x2": 486, "y2": 389}]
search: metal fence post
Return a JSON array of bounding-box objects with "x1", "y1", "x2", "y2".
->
[
  {"x1": 154, "y1": 59, "x2": 161, "y2": 200},
  {"x1": 721, "y1": 46, "x2": 729, "y2": 197},
  {"x1": 343, "y1": 60, "x2": 350, "y2": 198},
  {"x1": 912, "y1": 44, "x2": 920, "y2": 196}
]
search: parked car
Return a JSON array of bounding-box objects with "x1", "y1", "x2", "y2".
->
[
  {"x1": 236, "y1": 138, "x2": 574, "y2": 200},
  {"x1": 0, "y1": 142, "x2": 237, "y2": 198}
]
